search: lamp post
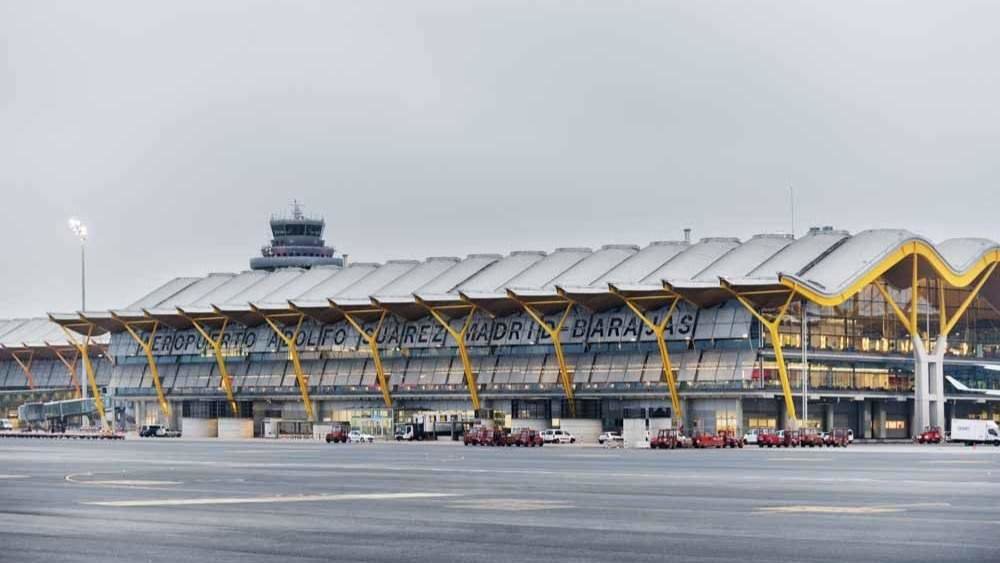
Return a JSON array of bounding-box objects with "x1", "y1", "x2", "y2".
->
[
  {"x1": 67, "y1": 218, "x2": 88, "y2": 311},
  {"x1": 67, "y1": 218, "x2": 88, "y2": 402}
]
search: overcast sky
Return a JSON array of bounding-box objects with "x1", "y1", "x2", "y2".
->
[{"x1": 1, "y1": 1, "x2": 998, "y2": 318}]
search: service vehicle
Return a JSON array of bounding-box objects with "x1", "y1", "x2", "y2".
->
[
  {"x1": 348, "y1": 430, "x2": 374, "y2": 443},
  {"x1": 915, "y1": 426, "x2": 943, "y2": 444},
  {"x1": 692, "y1": 431, "x2": 724, "y2": 449},
  {"x1": 0, "y1": 419, "x2": 13, "y2": 431},
  {"x1": 719, "y1": 430, "x2": 744, "y2": 448},
  {"x1": 824, "y1": 427, "x2": 850, "y2": 447},
  {"x1": 510, "y1": 428, "x2": 544, "y2": 447},
  {"x1": 139, "y1": 425, "x2": 181, "y2": 438},
  {"x1": 463, "y1": 426, "x2": 484, "y2": 446},
  {"x1": 598, "y1": 431, "x2": 623, "y2": 445},
  {"x1": 950, "y1": 419, "x2": 1000, "y2": 446},
  {"x1": 798, "y1": 428, "x2": 825, "y2": 447},
  {"x1": 325, "y1": 422, "x2": 350, "y2": 443},
  {"x1": 743, "y1": 428, "x2": 764, "y2": 445},
  {"x1": 650, "y1": 428, "x2": 691, "y2": 449},
  {"x1": 395, "y1": 422, "x2": 437, "y2": 441},
  {"x1": 756, "y1": 429, "x2": 781, "y2": 448},
  {"x1": 540, "y1": 429, "x2": 576, "y2": 444},
  {"x1": 779, "y1": 429, "x2": 801, "y2": 448}
]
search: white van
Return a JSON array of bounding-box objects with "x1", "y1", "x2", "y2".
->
[
  {"x1": 540, "y1": 429, "x2": 576, "y2": 444},
  {"x1": 950, "y1": 419, "x2": 1000, "y2": 445}
]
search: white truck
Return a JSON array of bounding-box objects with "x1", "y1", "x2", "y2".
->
[{"x1": 950, "y1": 419, "x2": 1000, "y2": 446}]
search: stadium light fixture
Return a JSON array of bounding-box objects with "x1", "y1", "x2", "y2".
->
[{"x1": 67, "y1": 217, "x2": 88, "y2": 311}]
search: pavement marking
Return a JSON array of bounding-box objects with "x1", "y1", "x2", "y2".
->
[
  {"x1": 920, "y1": 460, "x2": 992, "y2": 465},
  {"x1": 84, "y1": 492, "x2": 459, "y2": 507},
  {"x1": 770, "y1": 457, "x2": 832, "y2": 462},
  {"x1": 87, "y1": 480, "x2": 181, "y2": 486},
  {"x1": 0, "y1": 474, "x2": 30, "y2": 479},
  {"x1": 758, "y1": 502, "x2": 950, "y2": 515},
  {"x1": 449, "y1": 499, "x2": 573, "y2": 511}
]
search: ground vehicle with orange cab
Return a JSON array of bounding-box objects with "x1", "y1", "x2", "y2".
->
[
  {"x1": 779, "y1": 429, "x2": 801, "y2": 448},
  {"x1": 916, "y1": 426, "x2": 943, "y2": 444},
  {"x1": 651, "y1": 428, "x2": 691, "y2": 449},
  {"x1": 325, "y1": 422, "x2": 350, "y2": 443},
  {"x1": 510, "y1": 428, "x2": 544, "y2": 447},
  {"x1": 692, "y1": 431, "x2": 724, "y2": 448},
  {"x1": 799, "y1": 428, "x2": 824, "y2": 447},
  {"x1": 757, "y1": 429, "x2": 781, "y2": 448},
  {"x1": 719, "y1": 430, "x2": 744, "y2": 448}
]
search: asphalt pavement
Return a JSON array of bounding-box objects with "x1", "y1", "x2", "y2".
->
[{"x1": 1, "y1": 438, "x2": 998, "y2": 563}]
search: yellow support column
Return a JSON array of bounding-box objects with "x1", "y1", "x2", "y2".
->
[
  {"x1": 513, "y1": 300, "x2": 576, "y2": 417},
  {"x1": 613, "y1": 291, "x2": 684, "y2": 428},
  {"x1": 420, "y1": 302, "x2": 480, "y2": 411},
  {"x1": 261, "y1": 313, "x2": 316, "y2": 422},
  {"x1": 115, "y1": 317, "x2": 171, "y2": 419},
  {"x1": 342, "y1": 311, "x2": 393, "y2": 409},
  {"x1": 942, "y1": 263, "x2": 997, "y2": 336},
  {"x1": 729, "y1": 292, "x2": 798, "y2": 428},
  {"x1": 59, "y1": 325, "x2": 109, "y2": 431},
  {"x1": 51, "y1": 347, "x2": 82, "y2": 398},
  {"x1": 7, "y1": 349, "x2": 35, "y2": 389},
  {"x1": 186, "y1": 316, "x2": 239, "y2": 416}
]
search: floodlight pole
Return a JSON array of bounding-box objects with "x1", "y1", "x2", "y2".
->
[{"x1": 801, "y1": 300, "x2": 808, "y2": 426}]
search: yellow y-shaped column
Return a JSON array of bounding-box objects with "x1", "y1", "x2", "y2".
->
[
  {"x1": 7, "y1": 348, "x2": 35, "y2": 389},
  {"x1": 261, "y1": 313, "x2": 316, "y2": 422},
  {"x1": 612, "y1": 291, "x2": 683, "y2": 428},
  {"x1": 115, "y1": 317, "x2": 171, "y2": 419},
  {"x1": 50, "y1": 347, "x2": 82, "y2": 398},
  {"x1": 729, "y1": 292, "x2": 798, "y2": 428},
  {"x1": 186, "y1": 316, "x2": 239, "y2": 416},
  {"x1": 342, "y1": 311, "x2": 393, "y2": 409},
  {"x1": 59, "y1": 324, "x2": 109, "y2": 431},
  {"x1": 419, "y1": 301, "x2": 480, "y2": 411},
  {"x1": 512, "y1": 299, "x2": 576, "y2": 417}
]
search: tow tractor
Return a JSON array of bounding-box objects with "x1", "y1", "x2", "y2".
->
[
  {"x1": 825, "y1": 427, "x2": 850, "y2": 447},
  {"x1": 719, "y1": 430, "x2": 744, "y2": 448},
  {"x1": 463, "y1": 425, "x2": 485, "y2": 446},
  {"x1": 510, "y1": 428, "x2": 544, "y2": 447},
  {"x1": 915, "y1": 426, "x2": 943, "y2": 444},
  {"x1": 651, "y1": 428, "x2": 692, "y2": 449},
  {"x1": 798, "y1": 428, "x2": 824, "y2": 447},
  {"x1": 779, "y1": 429, "x2": 801, "y2": 448},
  {"x1": 325, "y1": 422, "x2": 350, "y2": 443},
  {"x1": 757, "y1": 429, "x2": 781, "y2": 448},
  {"x1": 692, "y1": 431, "x2": 725, "y2": 449}
]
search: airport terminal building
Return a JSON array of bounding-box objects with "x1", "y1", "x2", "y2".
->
[{"x1": 3, "y1": 211, "x2": 1000, "y2": 440}]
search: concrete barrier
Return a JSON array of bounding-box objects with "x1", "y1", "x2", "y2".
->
[
  {"x1": 218, "y1": 418, "x2": 253, "y2": 439},
  {"x1": 181, "y1": 417, "x2": 218, "y2": 438},
  {"x1": 560, "y1": 419, "x2": 602, "y2": 444}
]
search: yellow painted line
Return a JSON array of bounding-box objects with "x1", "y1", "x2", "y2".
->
[{"x1": 84, "y1": 492, "x2": 458, "y2": 507}]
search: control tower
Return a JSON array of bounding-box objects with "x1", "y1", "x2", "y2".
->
[{"x1": 249, "y1": 202, "x2": 344, "y2": 271}]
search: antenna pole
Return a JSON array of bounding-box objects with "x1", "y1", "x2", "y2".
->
[{"x1": 789, "y1": 186, "x2": 796, "y2": 237}]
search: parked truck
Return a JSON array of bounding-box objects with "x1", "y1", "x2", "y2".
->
[
  {"x1": 950, "y1": 419, "x2": 1000, "y2": 446},
  {"x1": 915, "y1": 426, "x2": 943, "y2": 444},
  {"x1": 395, "y1": 422, "x2": 437, "y2": 441}
]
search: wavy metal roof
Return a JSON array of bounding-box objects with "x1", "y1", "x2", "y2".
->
[{"x1": 46, "y1": 227, "x2": 1000, "y2": 332}]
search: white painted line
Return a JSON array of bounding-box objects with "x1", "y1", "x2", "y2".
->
[
  {"x1": 758, "y1": 502, "x2": 950, "y2": 515},
  {"x1": 87, "y1": 480, "x2": 181, "y2": 486},
  {"x1": 0, "y1": 474, "x2": 30, "y2": 479},
  {"x1": 84, "y1": 492, "x2": 459, "y2": 507}
]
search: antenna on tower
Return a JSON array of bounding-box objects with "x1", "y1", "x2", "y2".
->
[
  {"x1": 789, "y1": 186, "x2": 796, "y2": 237},
  {"x1": 292, "y1": 199, "x2": 304, "y2": 220}
]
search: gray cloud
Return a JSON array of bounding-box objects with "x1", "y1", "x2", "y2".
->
[{"x1": 1, "y1": 1, "x2": 998, "y2": 317}]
